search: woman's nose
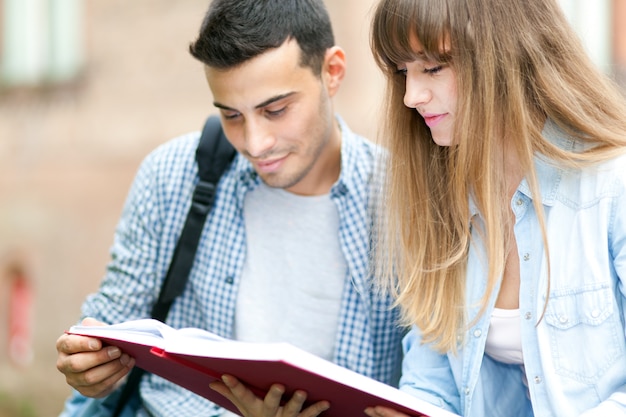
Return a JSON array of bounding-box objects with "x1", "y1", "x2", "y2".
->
[{"x1": 403, "y1": 75, "x2": 432, "y2": 109}]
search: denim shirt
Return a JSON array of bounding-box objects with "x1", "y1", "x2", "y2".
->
[
  {"x1": 399, "y1": 120, "x2": 626, "y2": 417},
  {"x1": 61, "y1": 116, "x2": 403, "y2": 417}
]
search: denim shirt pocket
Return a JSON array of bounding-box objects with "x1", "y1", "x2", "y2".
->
[{"x1": 543, "y1": 284, "x2": 625, "y2": 383}]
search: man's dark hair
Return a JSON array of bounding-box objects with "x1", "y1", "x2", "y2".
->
[{"x1": 189, "y1": 0, "x2": 335, "y2": 75}]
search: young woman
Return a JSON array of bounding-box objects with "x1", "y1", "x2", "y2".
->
[{"x1": 368, "y1": 0, "x2": 626, "y2": 416}]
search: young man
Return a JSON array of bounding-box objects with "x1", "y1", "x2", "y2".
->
[{"x1": 55, "y1": 0, "x2": 403, "y2": 416}]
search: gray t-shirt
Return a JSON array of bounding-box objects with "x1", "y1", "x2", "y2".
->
[{"x1": 234, "y1": 181, "x2": 346, "y2": 360}]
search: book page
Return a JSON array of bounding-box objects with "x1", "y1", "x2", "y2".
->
[{"x1": 68, "y1": 318, "x2": 225, "y2": 346}]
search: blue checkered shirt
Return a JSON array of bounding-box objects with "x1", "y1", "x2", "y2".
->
[{"x1": 76, "y1": 116, "x2": 403, "y2": 417}]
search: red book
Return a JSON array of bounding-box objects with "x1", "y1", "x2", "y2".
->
[{"x1": 67, "y1": 319, "x2": 459, "y2": 417}]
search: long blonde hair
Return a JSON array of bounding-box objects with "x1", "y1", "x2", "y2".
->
[{"x1": 371, "y1": 0, "x2": 626, "y2": 352}]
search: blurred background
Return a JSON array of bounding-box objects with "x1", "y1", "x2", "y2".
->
[{"x1": 0, "y1": 0, "x2": 625, "y2": 416}]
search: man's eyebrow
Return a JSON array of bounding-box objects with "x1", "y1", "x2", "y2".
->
[
  {"x1": 213, "y1": 92, "x2": 297, "y2": 111},
  {"x1": 213, "y1": 102, "x2": 236, "y2": 111},
  {"x1": 254, "y1": 92, "x2": 296, "y2": 109}
]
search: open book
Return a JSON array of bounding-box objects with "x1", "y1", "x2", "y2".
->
[{"x1": 67, "y1": 319, "x2": 459, "y2": 417}]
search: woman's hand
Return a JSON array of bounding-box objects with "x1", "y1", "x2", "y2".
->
[{"x1": 365, "y1": 406, "x2": 415, "y2": 417}]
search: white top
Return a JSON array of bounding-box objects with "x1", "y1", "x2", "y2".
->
[{"x1": 484, "y1": 308, "x2": 524, "y2": 365}]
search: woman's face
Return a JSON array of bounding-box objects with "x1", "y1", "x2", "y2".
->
[{"x1": 397, "y1": 36, "x2": 458, "y2": 147}]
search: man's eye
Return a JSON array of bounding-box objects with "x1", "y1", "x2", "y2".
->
[
  {"x1": 266, "y1": 107, "x2": 286, "y2": 117},
  {"x1": 222, "y1": 111, "x2": 241, "y2": 120}
]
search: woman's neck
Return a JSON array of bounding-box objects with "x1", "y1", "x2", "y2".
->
[{"x1": 504, "y1": 143, "x2": 524, "y2": 199}]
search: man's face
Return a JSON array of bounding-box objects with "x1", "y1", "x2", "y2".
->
[{"x1": 205, "y1": 40, "x2": 343, "y2": 196}]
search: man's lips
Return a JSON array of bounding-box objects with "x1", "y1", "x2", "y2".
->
[{"x1": 254, "y1": 155, "x2": 288, "y2": 173}]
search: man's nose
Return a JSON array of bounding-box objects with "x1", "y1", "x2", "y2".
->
[{"x1": 244, "y1": 118, "x2": 276, "y2": 158}]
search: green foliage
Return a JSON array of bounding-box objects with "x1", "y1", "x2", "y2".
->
[{"x1": 0, "y1": 392, "x2": 37, "y2": 417}]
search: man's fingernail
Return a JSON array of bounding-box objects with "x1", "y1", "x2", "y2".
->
[
  {"x1": 108, "y1": 347, "x2": 121, "y2": 358},
  {"x1": 119, "y1": 353, "x2": 130, "y2": 365}
]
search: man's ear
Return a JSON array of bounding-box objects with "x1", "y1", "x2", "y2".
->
[{"x1": 322, "y1": 46, "x2": 346, "y2": 97}]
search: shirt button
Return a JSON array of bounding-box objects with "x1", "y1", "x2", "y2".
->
[
  {"x1": 473, "y1": 329, "x2": 482, "y2": 338},
  {"x1": 523, "y1": 253, "x2": 530, "y2": 261},
  {"x1": 591, "y1": 309, "x2": 600, "y2": 318},
  {"x1": 516, "y1": 199, "x2": 523, "y2": 206},
  {"x1": 559, "y1": 315, "x2": 569, "y2": 324},
  {"x1": 333, "y1": 183, "x2": 349, "y2": 196},
  {"x1": 525, "y1": 312, "x2": 532, "y2": 320},
  {"x1": 464, "y1": 387, "x2": 470, "y2": 395},
  {"x1": 534, "y1": 376, "x2": 542, "y2": 384},
  {"x1": 225, "y1": 276, "x2": 234, "y2": 284}
]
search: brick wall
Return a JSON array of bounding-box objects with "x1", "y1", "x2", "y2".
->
[{"x1": 0, "y1": 1, "x2": 380, "y2": 415}]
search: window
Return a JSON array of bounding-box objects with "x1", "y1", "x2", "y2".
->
[{"x1": 1, "y1": 0, "x2": 83, "y2": 88}]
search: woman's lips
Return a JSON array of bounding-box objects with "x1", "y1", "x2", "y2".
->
[{"x1": 422, "y1": 113, "x2": 447, "y2": 128}]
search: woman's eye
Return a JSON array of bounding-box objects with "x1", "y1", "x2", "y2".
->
[
  {"x1": 395, "y1": 68, "x2": 408, "y2": 76},
  {"x1": 423, "y1": 65, "x2": 443, "y2": 74}
]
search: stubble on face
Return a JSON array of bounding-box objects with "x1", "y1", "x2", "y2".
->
[
  {"x1": 206, "y1": 40, "x2": 342, "y2": 196},
  {"x1": 259, "y1": 87, "x2": 335, "y2": 192}
]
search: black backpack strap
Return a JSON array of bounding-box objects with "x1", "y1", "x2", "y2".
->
[
  {"x1": 151, "y1": 115, "x2": 236, "y2": 320},
  {"x1": 112, "y1": 115, "x2": 235, "y2": 417}
]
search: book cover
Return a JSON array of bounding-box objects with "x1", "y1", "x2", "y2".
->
[{"x1": 68, "y1": 319, "x2": 459, "y2": 417}]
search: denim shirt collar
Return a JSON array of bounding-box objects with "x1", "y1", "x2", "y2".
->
[
  {"x1": 468, "y1": 118, "x2": 576, "y2": 217},
  {"x1": 517, "y1": 118, "x2": 579, "y2": 207}
]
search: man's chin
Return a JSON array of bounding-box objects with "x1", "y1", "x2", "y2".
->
[
  {"x1": 258, "y1": 174, "x2": 290, "y2": 190},
  {"x1": 258, "y1": 172, "x2": 303, "y2": 191}
]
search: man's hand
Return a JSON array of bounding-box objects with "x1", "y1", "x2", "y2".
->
[
  {"x1": 210, "y1": 374, "x2": 330, "y2": 417},
  {"x1": 55, "y1": 317, "x2": 135, "y2": 398}
]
